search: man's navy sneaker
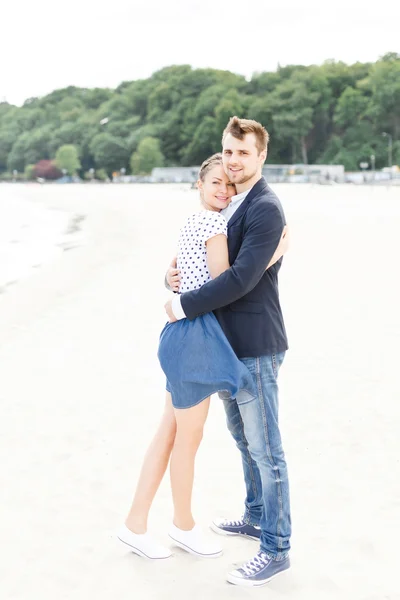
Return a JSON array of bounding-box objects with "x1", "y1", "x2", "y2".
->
[
  {"x1": 227, "y1": 551, "x2": 290, "y2": 586},
  {"x1": 210, "y1": 516, "x2": 261, "y2": 541}
]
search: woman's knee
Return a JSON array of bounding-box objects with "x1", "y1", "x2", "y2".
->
[
  {"x1": 157, "y1": 408, "x2": 177, "y2": 445},
  {"x1": 164, "y1": 417, "x2": 177, "y2": 444},
  {"x1": 173, "y1": 399, "x2": 209, "y2": 446},
  {"x1": 175, "y1": 423, "x2": 204, "y2": 449}
]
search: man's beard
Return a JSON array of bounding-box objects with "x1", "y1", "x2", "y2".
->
[{"x1": 235, "y1": 167, "x2": 258, "y2": 185}]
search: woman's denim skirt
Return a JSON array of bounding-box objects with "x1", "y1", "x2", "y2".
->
[{"x1": 158, "y1": 312, "x2": 256, "y2": 409}]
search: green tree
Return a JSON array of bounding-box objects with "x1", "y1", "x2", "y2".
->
[
  {"x1": 120, "y1": 79, "x2": 153, "y2": 119},
  {"x1": 126, "y1": 123, "x2": 162, "y2": 154},
  {"x1": 330, "y1": 147, "x2": 359, "y2": 171},
  {"x1": 1, "y1": 57, "x2": 400, "y2": 173},
  {"x1": 158, "y1": 111, "x2": 188, "y2": 163},
  {"x1": 7, "y1": 127, "x2": 52, "y2": 172},
  {"x1": 181, "y1": 117, "x2": 220, "y2": 165},
  {"x1": 215, "y1": 90, "x2": 244, "y2": 133},
  {"x1": 95, "y1": 168, "x2": 108, "y2": 181},
  {"x1": 334, "y1": 87, "x2": 369, "y2": 130},
  {"x1": 24, "y1": 164, "x2": 35, "y2": 180},
  {"x1": 89, "y1": 133, "x2": 130, "y2": 176},
  {"x1": 319, "y1": 135, "x2": 344, "y2": 164},
  {"x1": 130, "y1": 137, "x2": 164, "y2": 175},
  {"x1": 147, "y1": 83, "x2": 174, "y2": 121},
  {"x1": 0, "y1": 129, "x2": 16, "y2": 172},
  {"x1": 192, "y1": 84, "x2": 230, "y2": 121},
  {"x1": 83, "y1": 88, "x2": 113, "y2": 110},
  {"x1": 48, "y1": 120, "x2": 98, "y2": 173},
  {"x1": 367, "y1": 54, "x2": 400, "y2": 138},
  {"x1": 179, "y1": 85, "x2": 229, "y2": 153},
  {"x1": 106, "y1": 119, "x2": 139, "y2": 139},
  {"x1": 269, "y1": 78, "x2": 319, "y2": 163},
  {"x1": 55, "y1": 144, "x2": 81, "y2": 175},
  {"x1": 248, "y1": 71, "x2": 281, "y2": 95}
]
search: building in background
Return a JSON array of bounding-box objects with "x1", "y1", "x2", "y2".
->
[{"x1": 149, "y1": 164, "x2": 345, "y2": 184}]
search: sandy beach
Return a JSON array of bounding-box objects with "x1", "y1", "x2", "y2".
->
[{"x1": 1, "y1": 182, "x2": 400, "y2": 600}]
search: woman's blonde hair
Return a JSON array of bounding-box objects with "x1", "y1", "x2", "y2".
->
[{"x1": 198, "y1": 153, "x2": 223, "y2": 181}]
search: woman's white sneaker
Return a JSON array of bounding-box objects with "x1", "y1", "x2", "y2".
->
[
  {"x1": 117, "y1": 524, "x2": 172, "y2": 559},
  {"x1": 168, "y1": 523, "x2": 223, "y2": 558}
]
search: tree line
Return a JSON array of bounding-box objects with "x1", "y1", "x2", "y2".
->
[{"x1": 0, "y1": 53, "x2": 399, "y2": 180}]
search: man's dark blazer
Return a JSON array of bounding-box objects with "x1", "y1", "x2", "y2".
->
[{"x1": 180, "y1": 177, "x2": 288, "y2": 358}]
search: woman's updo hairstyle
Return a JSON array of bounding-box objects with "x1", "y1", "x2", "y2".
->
[{"x1": 198, "y1": 153, "x2": 223, "y2": 182}]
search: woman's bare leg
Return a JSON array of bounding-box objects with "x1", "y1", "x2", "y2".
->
[
  {"x1": 169, "y1": 397, "x2": 210, "y2": 531},
  {"x1": 125, "y1": 392, "x2": 176, "y2": 533}
]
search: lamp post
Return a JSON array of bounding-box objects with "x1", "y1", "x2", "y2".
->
[
  {"x1": 382, "y1": 132, "x2": 393, "y2": 169},
  {"x1": 370, "y1": 154, "x2": 375, "y2": 172}
]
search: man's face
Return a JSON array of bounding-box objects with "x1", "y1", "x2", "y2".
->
[{"x1": 222, "y1": 132, "x2": 266, "y2": 187}]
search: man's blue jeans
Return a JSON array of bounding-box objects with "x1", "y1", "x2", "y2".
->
[{"x1": 220, "y1": 352, "x2": 291, "y2": 560}]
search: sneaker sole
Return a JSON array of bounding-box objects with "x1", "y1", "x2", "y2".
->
[
  {"x1": 210, "y1": 522, "x2": 260, "y2": 541},
  {"x1": 117, "y1": 536, "x2": 172, "y2": 560},
  {"x1": 226, "y1": 565, "x2": 291, "y2": 587},
  {"x1": 168, "y1": 535, "x2": 223, "y2": 558}
]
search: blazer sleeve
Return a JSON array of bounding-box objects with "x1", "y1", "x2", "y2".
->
[{"x1": 181, "y1": 201, "x2": 285, "y2": 320}]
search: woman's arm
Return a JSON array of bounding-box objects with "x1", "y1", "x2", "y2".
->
[
  {"x1": 181, "y1": 202, "x2": 284, "y2": 320},
  {"x1": 266, "y1": 225, "x2": 289, "y2": 269},
  {"x1": 207, "y1": 225, "x2": 289, "y2": 279},
  {"x1": 206, "y1": 234, "x2": 229, "y2": 279}
]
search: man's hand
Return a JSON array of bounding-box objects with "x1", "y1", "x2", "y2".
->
[
  {"x1": 164, "y1": 298, "x2": 177, "y2": 323},
  {"x1": 166, "y1": 256, "x2": 181, "y2": 292}
]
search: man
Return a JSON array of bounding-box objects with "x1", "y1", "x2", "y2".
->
[{"x1": 165, "y1": 116, "x2": 291, "y2": 587}]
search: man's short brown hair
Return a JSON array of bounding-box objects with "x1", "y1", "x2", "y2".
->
[{"x1": 222, "y1": 116, "x2": 270, "y2": 154}]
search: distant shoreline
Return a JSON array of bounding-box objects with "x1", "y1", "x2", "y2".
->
[{"x1": 0, "y1": 191, "x2": 86, "y2": 293}]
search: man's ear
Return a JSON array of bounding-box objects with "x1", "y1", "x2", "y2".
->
[{"x1": 260, "y1": 149, "x2": 267, "y2": 164}]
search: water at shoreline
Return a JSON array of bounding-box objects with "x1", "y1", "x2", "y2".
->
[{"x1": 0, "y1": 189, "x2": 86, "y2": 292}]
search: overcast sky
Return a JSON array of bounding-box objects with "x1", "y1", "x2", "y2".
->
[{"x1": 1, "y1": 0, "x2": 399, "y2": 106}]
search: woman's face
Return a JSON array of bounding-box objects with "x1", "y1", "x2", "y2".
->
[{"x1": 198, "y1": 164, "x2": 236, "y2": 212}]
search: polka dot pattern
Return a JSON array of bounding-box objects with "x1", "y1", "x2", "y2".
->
[{"x1": 177, "y1": 211, "x2": 227, "y2": 293}]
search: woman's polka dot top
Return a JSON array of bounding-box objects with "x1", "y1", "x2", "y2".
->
[{"x1": 177, "y1": 211, "x2": 227, "y2": 293}]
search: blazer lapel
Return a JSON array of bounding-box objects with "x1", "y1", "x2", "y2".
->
[{"x1": 227, "y1": 177, "x2": 268, "y2": 229}]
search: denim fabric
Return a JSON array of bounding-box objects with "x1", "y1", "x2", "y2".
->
[
  {"x1": 158, "y1": 312, "x2": 256, "y2": 409},
  {"x1": 219, "y1": 353, "x2": 291, "y2": 559}
]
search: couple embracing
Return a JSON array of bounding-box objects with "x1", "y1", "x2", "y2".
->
[{"x1": 118, "y1": 116, "x2": 291, "y2": 587}]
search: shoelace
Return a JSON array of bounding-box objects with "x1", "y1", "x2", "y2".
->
[
  {"x1": 223, "y1": 518, "x2": 245, "y2": 527},
  {"x1": 240, "y1": 552, "x2": 270, "y2": 576}
]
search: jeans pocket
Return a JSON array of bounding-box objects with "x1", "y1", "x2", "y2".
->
[
  {"x1": 240, "y1": 357, "x2": 258, "y2": 375},
  {"x1": 236, "y1": 388, "x2": 256, "y2": 406}
]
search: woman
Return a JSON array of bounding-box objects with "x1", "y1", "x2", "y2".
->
[{"x1": 118, "y1": 154, "x2": 287, "y2": 560}]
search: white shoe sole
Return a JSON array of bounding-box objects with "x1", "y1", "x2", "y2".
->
[
  {"x1": 210, "y1": 522, "x2": 260, "y2": 541},
  {"x1": 117, "y1": 536, "x2": 172, "y2": 560},
  {"x1": 226, "y1": 565, "x2": 291, "y2": 587},
  {"x1": 168, "y1": 535, "x2": 222, "y2": 558}
]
